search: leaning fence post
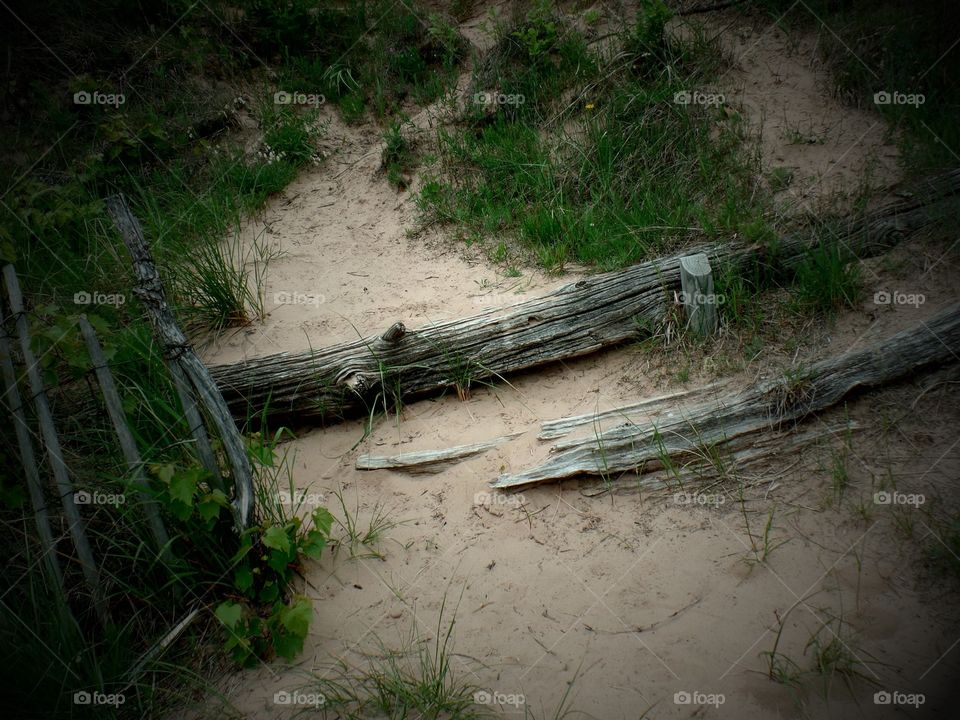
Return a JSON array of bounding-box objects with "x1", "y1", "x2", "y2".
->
[
  {"x1": 0, "y1": 293, "x2": 66, "y2": 598},
  {"x1": 105, "y1": 195, "x2": 253, "y2": 530},
  {"x1": 78, "y1": 315, "x2": 173, "y2": 563},
  {"x1": 167, "y1": 362, "x2": 225, "y2": 492},
  {"x1": 2, "y1": 264, "x2": 109, "y2": 625}
]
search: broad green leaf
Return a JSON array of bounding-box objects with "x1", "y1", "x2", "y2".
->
[
  {"x1": 215, "y1": 601, "x2": 243, "y2": 630},
  {"x1": 311, "y1": 507, "x2": 334, "y2": 536},
  {"x1": 262, "y1": 525, "x2": 291, "y2": 553},
  {"x1": 169, "y1": 466, "x2": 205, "y2": 506},
  {"x1": 280, "y1": 597, "x2": 313, "y2": 637},
  {"x1": 301, "y1": 530, "x2": 327, "y2": 559}
]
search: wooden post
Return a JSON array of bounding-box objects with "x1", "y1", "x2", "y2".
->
[
  {"x1": 0, "y1": 295, "x2": 66, "y2": 597},
  {"x1": 106, "y1": 195, "x2": 253, "y2": 531},
  {"x1": 78, "y1": 315, "x2": 173, "y2": 562},
  {"x1": 2, "y1": 264, "x2": 109, "y2": 625},
  {"x1": 679, "y1": 253, "x2": 718, "y2": 337}
]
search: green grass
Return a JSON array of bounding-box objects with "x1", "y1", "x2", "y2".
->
[
  {"x1": 310, "y1": 595, "x2": 486, "y2": 719},
  {"x1": 790, "y1": 241, "x2": 862, "y2": 316},
  {"x1": 418, "y1": 1, "x2": 772, "y2": 271}
]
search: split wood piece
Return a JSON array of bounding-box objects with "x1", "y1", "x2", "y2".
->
[
  {"x1": 538, "y1": 383, "x2": 727, "y2": 441},
  {"x1": 3, "y1": 264, "x2": 109, "y2": 625},
  {"x1": 208, "y1": 169, "x2": 960, "y2": 427},
  {"x1": 356, "y1": 432, "x2": 524, "y2": 473},
  {"x1": 491, "y1": 302, "x2": 960, "y2": 489},
  {"x1": 78, "y1": 315, "x2": 172, "y2": 562},
  {"x1": 0, "y1": 292, "x2": 65, "y2": 597},
  {"x1": 106, "y1": 195, "x2": 253, "y2": 530},
  {"x1": 579, "y1": 422, "x2": 860, "y2": 496}
]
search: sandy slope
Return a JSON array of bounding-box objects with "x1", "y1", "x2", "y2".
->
[{"x1": 200, "y1": 6, "x2": 958, "y2": 719}]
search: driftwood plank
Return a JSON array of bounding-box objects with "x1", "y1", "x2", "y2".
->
[
  {"x1": 356, "y1": 432, "x2": 524, "y2": 472},
  {"x1": 209, "y1": 170, "x2": 960, "y2": 427},
  {"x1": 491, "y1": 302, "x2": 960, "y2": 489}
]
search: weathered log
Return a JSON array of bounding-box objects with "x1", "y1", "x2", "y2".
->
[
  {"x1": 491, "y1": 302, "x2": 960, "y2": 489},
  {"x1": 538, "y1": 383, "x2": 727, "y2": 440},
  {"x1": 579, "y1": 421, "x2": 860, "y2": 496},
  {"x1": 356, "y1": 432, "x2": 524, "y2": 472},
  {"x1": 209, "y1": 170, "x2": 960, "y2": 427}
]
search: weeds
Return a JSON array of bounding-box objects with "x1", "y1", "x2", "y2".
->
[
  {"x1": 330, "y1": 487, "x2": 402, "y2": 560},
  {"x1": 419, "y1": 1, "x2": 770, "y2": 270}
]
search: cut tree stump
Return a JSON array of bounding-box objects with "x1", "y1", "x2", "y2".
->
[
  {"x1": 679, "y1": 253, "x2": 717, "y2": 336},
  {"x1": 209, "y1": 170, "x2": 960, "y2": 427},
  {"x1": 491, "y1": 302, "x2": 960, "y2": 489}
]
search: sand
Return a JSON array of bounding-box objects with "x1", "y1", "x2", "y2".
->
[{"x1": 197, "y1": 5, "x2": 959, "y2": 719}]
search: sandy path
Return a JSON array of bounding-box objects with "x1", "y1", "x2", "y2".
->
[{"x1": 200, "y1": 7, "x2": 958, "y2": 719}]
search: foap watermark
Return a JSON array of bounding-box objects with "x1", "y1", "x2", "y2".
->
[
  {"x1": 873, "y1": 290, "x2": 925, "y2": 308},
  {"x1": 473, "y1": 91, "x2": 525, "y2": 107},
  {"x1": 277, "y1": 490, "x2": 326, "y2": 507},
  {"x1": 74, "y1": 490, "x2": 126, "y2": 507},
  {"x1": 676, "y1": 290, "x2": 725, "y2": 306},
  {"x1": 474, "y1": 491, "x2": 525, "y2": 508},
  {"x1": 473, "y1": 690, "x2": 525, "y2": 709},
  {"x1": 74, "y1": 290, "x2": 125, "y2": 306},
  {"x1": 673, "y1": 491, "x2": 725, "y2": 508},
  {"x1": 874, "y1": 490, "x2": 925, "y2": 508},
  {"x1": 674, "y1": 690, "x2": 725, "y2": 708},
  {"x1": 73, "y1": 691, "x2": 125, "y2": 707},
  {"x1": 274, "y1": 291, "x2": 325, "y2": 306},
  {"x1": 73, "y1": 90, "x2": 125, "y2": 107},
  {"x1": 472, "y1": 292, "x2": 519, "y2": 307},
  {"x1": 874, "y1": 690, "x2": 925, "y2": 708},
  {"x1": 673, "y1": 90, "x2": 724, "y2": 107},
  {"x1": 273, "y1": 690, "x2": 326, "y2": 708},
  {"x1": 274, "y1": 90, "x2": 325, "y2": 107},
  {"x1": 873, "y1": 90, "x2": 925, "y2": 107}
]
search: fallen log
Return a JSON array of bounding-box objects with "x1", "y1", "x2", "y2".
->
[
  {"x1": 537, "y1": 383, "x2": 727, "y2": 440},
  {"x1": 210, "y1": 170, "x2": 960, "y2": 426},
  {"x1": 578, "y1": 421, "x2": 860, "y2": 496},
  {"x1": 356, "y1": 432, "x2": 524, "y2": 473},
  {"x1": 491, "y1": 302, "x2": 960, "y2": 489}
]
